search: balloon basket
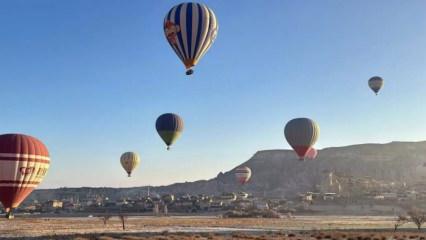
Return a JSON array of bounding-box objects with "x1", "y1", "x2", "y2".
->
[
  {"x1": 5, "y1": 211, "x2": 14, "y2": 219},
  {"x1": 186, "y1": 69, "x2": 194, "y2": 75}
]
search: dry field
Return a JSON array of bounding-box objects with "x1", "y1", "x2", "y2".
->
[{"x1": 0, "y1": 216, "x2": 425, "y2": 239}]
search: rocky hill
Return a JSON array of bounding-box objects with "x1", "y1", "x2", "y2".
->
[{"x1": 27, "y1": 141, "x2": 426, "y2": 202}]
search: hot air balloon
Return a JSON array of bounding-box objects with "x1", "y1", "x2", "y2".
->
[
  {"x1": 284, "y1": 118, "x2": 320, "y2": 160},
  {"x1": 0, "y1": 134, "x2": 50, "y2": 219},
  {"x1": 120, "y1": 152, "x2": 140, "y2": 177},
  {"x1": 306, "y1": 148, "x2": 318, "y2": 160},
  {"x1": 235, "y1": 166, "x2": 252, "y2": 185},
  {"x1": 368, "y1": 76, "x2": 384, "y2": 95},
  {"x1": 156, "y1": 113, "x2": 184, "y2": 150},
  {"x1": 164, "y1": 2, "x2": 218, "y2": 75}
]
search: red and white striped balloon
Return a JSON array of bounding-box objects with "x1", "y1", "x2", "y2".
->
[
  {"x1": 235, "y1": 166, "x2": 252, "y2": 185},
  {"x1": 0, "y1": 134, "x2": 50, "y2": 219}
]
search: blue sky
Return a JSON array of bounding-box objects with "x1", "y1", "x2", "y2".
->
[{"x1": 1, "y1": 0, "x2": 425, "y2": 188}]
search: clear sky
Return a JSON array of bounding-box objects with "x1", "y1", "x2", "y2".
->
[{"x1": 1, "y1": 0, "x2": 425, "y2": 188}]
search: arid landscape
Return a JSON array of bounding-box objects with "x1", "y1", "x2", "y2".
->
[
  {"x1": 1, "y1": 215, "x2": 426, "y2": 239},
  {"x1": 2, "y1": 1, "x2": 426, "y2": 239}
]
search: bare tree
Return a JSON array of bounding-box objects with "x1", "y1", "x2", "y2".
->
[
  {"x1": 394, "y1": 215, "x2": 408, "y2": 231},
  {"x1": 100, "y1": 215, "x2": 111, "y2": 226},
  {"x1": 119, "y1": 214, "x2": 128, "y2": 230},
  {"x1": 408, "y1": 208, "x2": 426, "y2": 230}
]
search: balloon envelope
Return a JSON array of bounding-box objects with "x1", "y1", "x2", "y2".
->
[
  {"x1": 156, "y1": 113, "x2": 184, "y2": 150},
  {"x1": 368, "y1": 76, "x2": 384, "y2": 95},
  {"x1": 164, "y1": 2, "x2": 218, "y2": 75},
  {"x1": 284, "y1": 118, "x2": 320, "y2": 160},
  {"x1": 0, "y1": 134, "x2": 50, "y2": 218},
  {"x1": 120, "y1": 152, "x2": 140, "y2": 177},
  {"x1": 235, "y1": 166, "x2": 252, "y2": 185},
  {"x1": 306, "y1": 148, "x2": 318, "y2": 160}
]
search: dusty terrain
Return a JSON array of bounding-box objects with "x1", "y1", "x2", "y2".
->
[{"x1": 0, "y1": 215, "x2": 424, "y2": 239}]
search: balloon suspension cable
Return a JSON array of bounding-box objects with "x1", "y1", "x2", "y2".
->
[{"x1": 186, "y1": 69, "x2": 194, "y2": 75}]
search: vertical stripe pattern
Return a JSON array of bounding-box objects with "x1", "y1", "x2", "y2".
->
[
  {"x1": 164, "y1": 2, "x2": 218, "y2": 71},
  {"x1": 120, "y1": 152, "x2": 140, "y2": 177}
]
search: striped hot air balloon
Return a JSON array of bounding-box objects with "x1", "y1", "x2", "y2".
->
[
  {"x1": 164, "y1": 2, "x2": 218, "y2": 75},
  {"x1": 368, "y1": 76, "x2": 384, "y2": 95},
  {"x1": 235, "y1": 166, "x2": 252, "y2": 185},
  {"x1": 0, "y1": 134, "x2": 50, "y2": 219},
  {"x1": 156, "y1": 113, "x2": 184, "y2": 150},
  {"x1": 306, "y1": 148, "x2": 318, "y2": 160},
  {"x1": 120, "y1": 152, "x2": 140, "y2": 177},
  {"x1": 284, "y1": 118, "x2": 320, "y2": 160}
]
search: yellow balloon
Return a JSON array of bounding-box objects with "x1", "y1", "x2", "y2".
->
[{"x1": 120, "y1": 152, "x2": 140, "y2": 177}]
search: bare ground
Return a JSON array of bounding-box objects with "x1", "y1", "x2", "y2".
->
[{"x1": 0, "y1": 216, "x2": 424, "y2": 239}]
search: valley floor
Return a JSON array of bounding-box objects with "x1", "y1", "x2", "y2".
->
[{"x1": 0, "y1": 215, "x2": 424, "y2": 239}]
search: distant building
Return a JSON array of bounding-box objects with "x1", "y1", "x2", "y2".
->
[
  {"x1": 383, "y1": 192, "x2": 398, "y2": 199},
  {"x1": 62, "y1": 201, "x2": 78, "y2": 211},
  {"x1": 218, "y1": 193, "x2": 237, "y2": 201},
  {"x1": 23, "y1": 205, "x2": 38, "y2": 212},
  {"x1": 209, "y1": 201, "x2": 223, "y2": 211},
  {"x1": 323, "y1": 193, "x2": 337, "y2": 200},
  {"x1": 42, "y1": 200, "x2": 63, "y2": 212},
  {"x1": 254, "y1": 200, "x2": 269, "y2": 210},
  {"x1": 300, "y1": 193, "x2": 313, "y2": 202},
  {"x1": 236, "y1": 192, "x2": 249, "y2": 200},
  {"x1": 198, "y1": 199, "x2": 213, "y2": 210},
  {"x1": 373, "y1": 195, "x2": 385, "y2": 200},
  {"x1": 234, "y1": 199, "x2": 252, "y2": 209}
]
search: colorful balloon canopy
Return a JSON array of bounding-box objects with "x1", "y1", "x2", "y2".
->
[
  {"x1": 284, "y1": 118, "x2": 320, "y2": 160},
  {"x1": 368, "y1": 76, "x2": 384, "y2": 95},
  {"x1": 120, "y1": 152, "x2": 140, "y2": 177},
  {"x1": 156, "y1": 113, "x2": 184, "y2": 150},
  {"x1": 164, "y1": 2, "x2": 218, "y2": 75},
  {"x1": 306, "y1": 148, "x2": 318, "y2": 160},
  {"x1": 235, "y1": 166, "x2": 252, "y2": 185},
  {"x1": 0, "y1": 134, "x2": 50, "y2": 219}
]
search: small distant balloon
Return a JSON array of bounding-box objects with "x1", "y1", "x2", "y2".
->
[
  {"x1": 120, "y1": 152, "x2": 140, "y2": 177},
  {"x1": 284, "y1": 118, "x2": 320, "y2": 160},
  {"x1": 235, "y1": 166, "x2": 252, "y2": 185},
  {"x1": 164, "y1": 2, "x2": 218, "y2": 75},
  {"x1": 368, "y1": 76, "x2": 384, "y2": 95},
  {"x1": 156, "y1": 113, "x2": 184, "y2": 150},
  {"x1": 306, "y1": 148, "x2": 318, "y2": 160}
]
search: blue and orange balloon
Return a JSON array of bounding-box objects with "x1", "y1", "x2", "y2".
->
[{"x1": 164, "y1": 2, "x2": 218, "y2": 75}]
